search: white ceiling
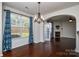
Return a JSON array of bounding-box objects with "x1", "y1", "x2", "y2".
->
[
  {"x1": 3, "y1": 2, "x2": 79, "y2": 15},
  {"x1": 47, "y1": 15, "x2": 76, "y2": 22}
]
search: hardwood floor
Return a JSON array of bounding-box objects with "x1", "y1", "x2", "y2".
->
[{"x1": 3, "y1": 38, "x2": 79, "y2": 57}]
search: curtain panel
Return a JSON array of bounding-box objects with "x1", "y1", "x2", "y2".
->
[
  {"x1": 29, "y1": 17, "x2": 33, "y2": 44},
  {"x1": 2, "y1": 10, "x2": 12, "y2": 51}
]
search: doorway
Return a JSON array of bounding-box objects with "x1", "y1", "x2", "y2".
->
[{"x1": 44, "y1": 15, "x2": 76, "y2": 49}]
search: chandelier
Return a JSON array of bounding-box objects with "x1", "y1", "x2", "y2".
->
[{"x1": 34, "y1": 2, "x2": 44, "y2": 23}]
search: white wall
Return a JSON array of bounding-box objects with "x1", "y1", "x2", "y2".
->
[
  {"x1": 53, "y1": 20, "x2": 76, "y2": 38},
  {"x1": 33, "y1": 22, "x2": 41, "y2": 43},
  {"x1": 0, "y1": 2, "x2": 2, "y2": 56},
  {"x1": 33, "y1": 22, "x2": 44, "y2": 43},
  {"x1": 3, "y1": 5, "x2": 34, "y2": 49},
  {"x1": 44, "y1": 5, "x2": 79, "y2": 52},
  {"x1": 62, "y1": 21, "x2": 76, "y2": 38}
]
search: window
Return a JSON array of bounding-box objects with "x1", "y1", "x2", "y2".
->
[{"x1": 11, "y1": 13, "x2": 30, "y2": 38}]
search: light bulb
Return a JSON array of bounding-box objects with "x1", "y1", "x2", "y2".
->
[{"x1": 69, "y1": 20, "x2": 72, "y2": 22}]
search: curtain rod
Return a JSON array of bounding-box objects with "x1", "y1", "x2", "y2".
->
[{"x1": 4, "y1": 9, "x2": 32, "y2": 17}]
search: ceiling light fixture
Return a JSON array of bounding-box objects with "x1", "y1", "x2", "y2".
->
[
  {"x1": 69, "y1": 16, "x2": 73, "y2": 22},
  {"x1": 69, "y1": 20, "x2": 72, "y2": 22},
  {"x1": 34, "y1": 2, "x2": 44, "y2": 24}
]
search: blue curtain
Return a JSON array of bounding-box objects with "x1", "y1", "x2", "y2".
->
[
  {"x1": 2, "y1": 10, "x2": 12, "y2": 51},
  {"x1": 29, "y1": 17, "x2": 33, "y2": 44}
]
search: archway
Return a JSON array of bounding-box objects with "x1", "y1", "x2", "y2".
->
[{"x1": 44, "y1": 15, "x2": 76, "y2": 50}]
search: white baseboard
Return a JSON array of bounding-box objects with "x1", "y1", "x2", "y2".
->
[
  {"x1": 45, "y1": 39, "x2": 51, "y2": 41},
  {"x1": 0, "y1": 52, "x2": 3, "y2": 57},
  {"x1": 34, "y1": 40, "x2": 45, "y2": 44},
  {"x1": 40, "y1": 40, "x2": 44, "y2": 42},
  {"x1": 34, "y1": 41, "x2": 40, "y2": 43}
]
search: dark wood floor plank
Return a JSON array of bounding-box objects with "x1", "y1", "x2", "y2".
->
[{"x1": 3, "y1": 38, "x2": 79, "y2": 57}]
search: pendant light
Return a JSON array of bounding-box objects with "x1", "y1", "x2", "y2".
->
[
  {"x1": 34, "y1": 2, "x2": 44, "y2": 23},
  {"x1": 69, "y1": 16, "x2": 73, "y2": 22}
]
